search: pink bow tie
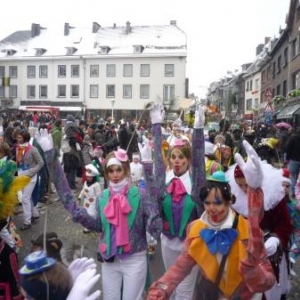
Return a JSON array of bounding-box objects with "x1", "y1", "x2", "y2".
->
[
  {"x1": 103, "y1": 185, "x2": 132, "y2": 250},
  {"x1": 167, "y1": 178, "x2": 187, "y2": 202}
]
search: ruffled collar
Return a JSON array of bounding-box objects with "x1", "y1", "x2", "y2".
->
[
  {"x1": 166, "y1": 169, "x2": 191, "y2": 194},
  {"x1": 201, "y1": 208, "x2": 234, "y2": 230},
  {"x1": 226, "y1": 161, "x2": 285, "y2": 216}
]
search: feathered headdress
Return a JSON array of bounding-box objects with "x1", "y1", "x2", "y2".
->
[{"x1": 0, "y1": 159, "x2": 30, "y2": 220}]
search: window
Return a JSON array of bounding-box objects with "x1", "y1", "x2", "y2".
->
[
  {"x1": 27, "y1": 66, "x2": 36, "y2": 78},
  {"x1": 123, "y1": 85, "x2": 132, "y2": 98},
  {"x1": 261, "y1": 71, "x2": 266, "y2": 84},
  {"x1": 58, "y1": 65, "x2": 66, "y2": 77},
  {"x1": 164, "y1": 64, "x2": 174, "y2": 77},
  {"x1": 71, "y1": 65, "x2": 80, "y2": 77},
  {"x1": 90, "y1": 65, "x2": 99, "y2": 77},
  {"x1": 163, "y1": 85, "x2": 175, "y2": 103},
  {"x1": 123, "y1": 64, "x2": 133, "y2": 77},
  {"x1": 277, "y1": 55, "x2": 281, "y2": 73},
  {"x1": 39, "y1": 65, "x2": 48, "y2": 78},
  {"x1": 39, "y1": 85, "x2": 48, "y2": 98},
  {"x1": 246, "y1": 99, "x2": 252, "y2": 110},
  {"x1": 276, "y1": 84, "x2": 281, "y2": 96},
  {"x1": 272, "y1": 62, "x2": 276, "y2": 78},
  {"x1": 283, "y1": 47, "x2": 288, "y2": 66},
  {"x1": 283, "y1": 80, "x2": 287, "y2": 97},
  {"x1": 27, "y1": 85, "x2": 35, "y2": 98},
  {"x1": 58, "y1": 85, "x2": 66, "y2": 97},
  {"x1": 9, "y1": 66, "x2": 17, "y2": 78},
  {"x1": 0, "y1": 86, "x2": 4, "y2": 98},
  {"x1": 292, "y1": 39, "x2": 297, "y2": 58},
  {"x1": 106, "y1": 64, "x2": 116, "y2": 77},
  {"x1": 254, "y1": 98, "x2": 259, "y2": 107},
  {"x1": 0, "y1": 66, "x2": 5, "y2": 77},
  {"x1": 140, "y1": 64, "x2": 150, "y2": 77},
  {"x1": 90, "y1": 85, "x2": 98, "y2": 98},
  {"x1": 255, "y1": 79, "x2": 259, "y2": 90},
  {"x1": 249, "y1": 80, "x2": 252, "y2": 91},
  {"x1": 246, "y1": 81, "x2": 249, "y2": 91},
  {"x1": 106, "y1": 85, "x2": 115, "y2": 97},
  {"x1": 9, "y1": 85, "x2": 17, "y2": 98},
  {"x1": 140, "y1": 84, "x2": 150, "y2": 99},
  {"x1": 71, "y1": 85, "x2": 79, "y2": 97}
]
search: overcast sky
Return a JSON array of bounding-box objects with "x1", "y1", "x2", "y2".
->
[{"x1": 1, "y1": 0, "x2": 290, "y2": 97}]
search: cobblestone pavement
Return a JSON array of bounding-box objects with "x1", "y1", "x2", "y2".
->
[{"x1": 14, "y1": 191, "x2": 300, "y2": 299}]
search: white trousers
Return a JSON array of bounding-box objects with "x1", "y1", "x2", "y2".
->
[
  {"x1": 161, "y1": 236, "x2": 198, "y2": 300},
  {"x1": 264, "y1": 255, "x2": 291, "y2": 300},
  {"x1": 20, "y1": 173, "x2": 38, "y2": 225},
  {"x1": 102, "y1": 250, "x2": 147, "y2": 300}
]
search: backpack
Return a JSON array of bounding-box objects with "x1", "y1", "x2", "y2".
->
[{"x1": 61, "y1": 135, "x2": 71, "y2": 153}]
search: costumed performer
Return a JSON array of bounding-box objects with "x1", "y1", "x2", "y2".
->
[{"x1": 147, "y1": 140, "x2": 275, "y2": 300}]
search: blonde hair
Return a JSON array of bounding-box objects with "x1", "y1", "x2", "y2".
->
[{"x1": 104, "y1": 152, "x2": 130, "y2": 180}]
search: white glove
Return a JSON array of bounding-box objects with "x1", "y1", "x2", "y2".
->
[
  {"x1": 193, "y1": 106, "x2": 205, "y2": 129},
  {"x1": 34, "y1": 128, "x2": 53, "y2": 152},
  {"x1": 138, "y1": 139, "x2": 152, "y2": 162},
  {"x1": 150, "y1": 104, "x2": 165, "y2": 124},
  {"x1": 234, "y1": 140, "x2": 263, "y2": 189},
  {"x1": 67, "y1": 268, "x2": 101, "y2": 300},
  {"x1": 264, "y1": 236, "x2": 280, "y2": 256},
  {"x1": 68, "y1": 257, "x2": 97, "y2": 283}
]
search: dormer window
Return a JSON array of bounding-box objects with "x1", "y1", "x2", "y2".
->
[
  {"x1": 99, "y1": 46, "x2": 111, "y2": 54},
  {"x1": 6, "y1": 49, "x2": 16, "y2": 56},
  {"x1": 133, "y1": 45, "x2": 144, "y2": 54},
  {"x1": 66, "y1": 47, "x2": 78, "y2": 55},
  {"x1": 35, "y1": 48, "x2": 47, "y2": 56}
]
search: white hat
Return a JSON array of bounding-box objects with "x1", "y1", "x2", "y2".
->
[
  {"x1": 85, "y1": 164, "x2": 99, "y2": 177},
  {"x1": 205, "y1": 141, "x2": 215, "y2": 156}
]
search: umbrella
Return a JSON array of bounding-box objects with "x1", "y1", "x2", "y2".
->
[{"x1": 276, "y1": 122, "x2": 292, "y2": 129}]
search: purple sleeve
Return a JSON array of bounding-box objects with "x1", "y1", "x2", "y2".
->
[
  {"x1": 191, "y1": 128, "x2": 205, "y2": 214},
  {"x1": 44, "y1": 149, "x2": 102, "y2": 232},
  {"x1": 151, "y1": 123, "x2": 166, "y2": 201},
  {"x1": 141, "y1": 189, "x2": 163, "y2": 240}
]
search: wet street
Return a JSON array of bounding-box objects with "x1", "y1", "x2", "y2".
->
[{"x1": 14, "y1": 191, "x2": 300, "y2": 299}]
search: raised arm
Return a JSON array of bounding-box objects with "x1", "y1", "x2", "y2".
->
[
  {"x1": 235, "y1": 141, "x2": 275, "y2": 292},
  {"x1": 35, "y1": 129, "x2": 101, "y2": 232},
  {"x1": 149, "y1": 104, "x2": 166, "y2": 201},
  {"x1": 191, "y1": 106, "x2": 205, "y2": 213}
]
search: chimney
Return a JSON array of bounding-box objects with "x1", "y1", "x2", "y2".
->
[
  {"x1": 31, "y1": 23, "x2": 41, "y2": 38},
  {"x1": 125, "y1": 21, "x2": 131, "y2": 34},
  {"x1": 256, "y1": 43, "x2": 264, "y2": 56},
  {"x1": 92, "y1": 22, "x2": 101, "y2": 33},
  {"x1": 64, "y1": 23, "x2": 70, "y2": 36},
  {"x1": 264, "y1": 37, "x2": 271, "y2": 44},
  {"x1": 170, "y1": 20, "x2": 177, "y2": 26}
]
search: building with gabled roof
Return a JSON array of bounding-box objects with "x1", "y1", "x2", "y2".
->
[{"x1": 0, "y1": 21, "x2": 187, "y2": 119}]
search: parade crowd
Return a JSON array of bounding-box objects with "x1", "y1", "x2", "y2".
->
[{"x1": 0, "y1": 106, "x2": 300, "y2": 300}]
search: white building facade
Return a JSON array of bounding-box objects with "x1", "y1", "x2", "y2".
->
[{"x1": 0, "y1": 21, "x2": 187, "y2": 119}]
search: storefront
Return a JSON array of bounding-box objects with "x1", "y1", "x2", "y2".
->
[{"x1": 276, "y1": 103, "x2": 300, "y2": 127}]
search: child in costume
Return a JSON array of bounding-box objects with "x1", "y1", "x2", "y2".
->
[
  {"x1": 130, "y1": 152, "x2": 143, "y2": 185},
  {"x1": 147, "y1": 141, "x2": 276, "y2": 300},
  {"x1": 78, "y1": 164, "x2": 102, "y2": 233},
  {"x1": 34, "y1": 130, "x2": 162, "y2": 300},
  {"x1": 142, "y1": 104, "x2": 205, "y2": 300}
]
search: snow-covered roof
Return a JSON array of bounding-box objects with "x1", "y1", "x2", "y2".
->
[{"x1": 0, "y1": 22, "x2": 187, "y2": 59}]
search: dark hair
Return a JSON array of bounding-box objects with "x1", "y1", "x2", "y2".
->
[
  {"x1": 17, "y1": 130, "x2": 31, "y2": 143},
  {"x1": 200, "y1": 181, "x2": 232, "y2": 202},
  {"x1": 0, "y1": 141, "x2": 12, "y2": 157},
  {"x1": 104, "y1": 152, "x2": 130, "y2": 180}
]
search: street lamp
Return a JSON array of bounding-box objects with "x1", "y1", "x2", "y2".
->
[{"x1": 111, "y1": 99, "x2": 115, "y2": 121}]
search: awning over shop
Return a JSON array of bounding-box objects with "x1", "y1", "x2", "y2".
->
[
  {"x1": 277, "y1": 104, "x2": 300, "y2": 119},
  {"x1": 59, "y1": 107, "x2": 82, "y2": 112}
]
